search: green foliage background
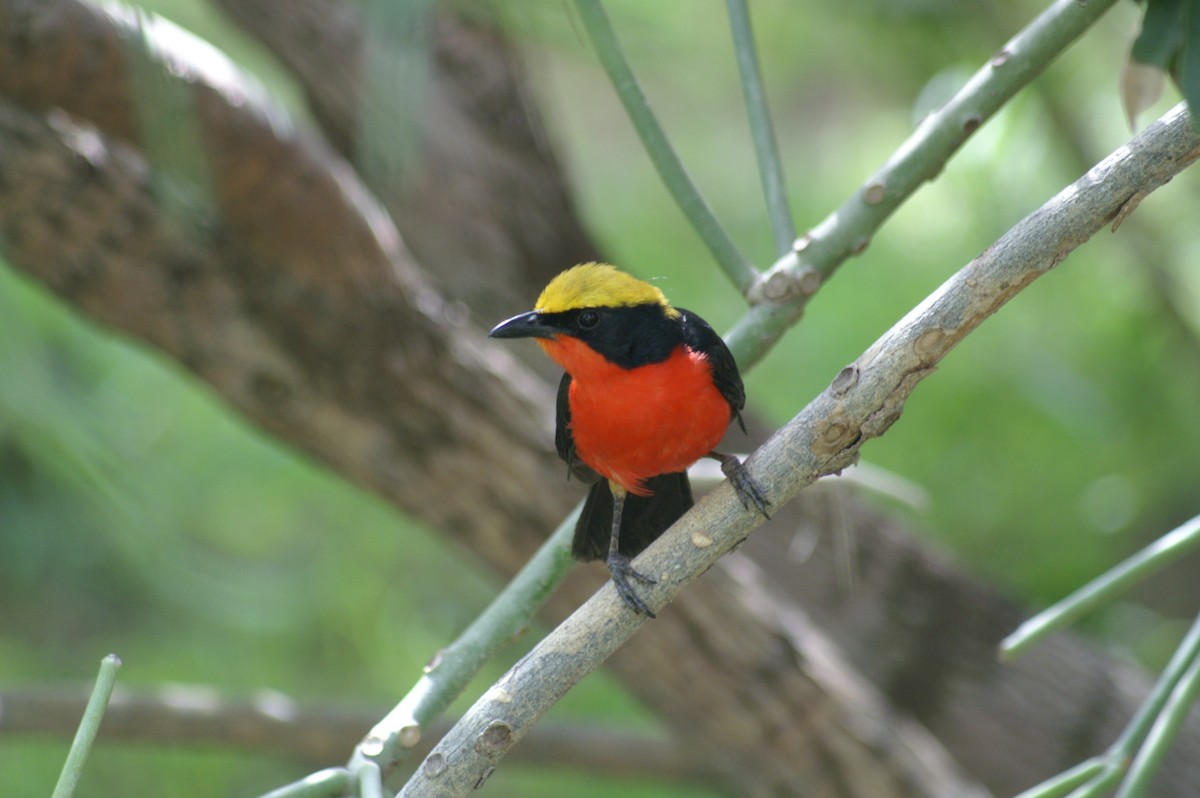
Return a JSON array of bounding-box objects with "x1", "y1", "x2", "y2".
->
[{"x1": 2, "y1": 0, "x2": 1199, "y2": 795}]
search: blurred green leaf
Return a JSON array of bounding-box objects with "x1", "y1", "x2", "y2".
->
[
  {"x1": 1182, "y1": 0, "x2": 1200, "y2": 129},
  {"x1": 1131, "y1": 0, "x2": 1186, "y2": 68},
  {"x1": 1129, "y1": 0, "x2": 1200, "y2": 130}
]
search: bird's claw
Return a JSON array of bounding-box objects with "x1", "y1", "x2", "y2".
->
[
  {"x1": 720, "y1": 455, "x2": 771, "y2": 519},
  {"x1": 607, "y1": 553, "x2": 657, "y2": 618}
]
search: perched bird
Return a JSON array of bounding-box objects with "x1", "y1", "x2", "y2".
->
[{"x1": 489, "y1": 263, "x2": 769, "y2": 617}]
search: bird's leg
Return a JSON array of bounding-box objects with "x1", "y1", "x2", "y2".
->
[
  {"x1": 709, "y1": 451, "x2": 771, "y2": 518},
  {"x1": 605, "y1": 482, "x2": 658, "y2": 618}
]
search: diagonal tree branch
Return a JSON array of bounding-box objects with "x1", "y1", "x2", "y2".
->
[
  {"x1": 4, "y1": 2, "x2": 1200, "y2": 796},
  {"x1": 395, "y1": 102, "x2": 1200, "y2": 797},
  {"x1": 0, "y1": 97, "x2": 978, "y2": 798},
  {"x1": 729, "y1": 0, "x2": 1122, "y2": 368},
  {"x1": 0, "y1": 5, "x2": 979, "y2": 794},
  {"x1": 194, "y1": 5, "x2": 1200, "y2": 796}
]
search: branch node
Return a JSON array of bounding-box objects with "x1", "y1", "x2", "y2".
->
[
  {"x1": 796, "y1": 267, "x2": 822, "y2": 296},
  {"x1": 914, "y1": 327, "x2": 948, "y2": 360},
  {"x1": 813, "y1": 414, "x2": 862, "y2": 457},
  {"x1": 360, "y1": 735, "x2": 386, "y2": 756},
  {"x1": 423, "y1": 752, "x2": 448, "y2": 778},
  {"x1": 475, "y1": 721, "x2": 514, "y2": 756},
  {"x1": 830, "y1": 365, "x2": 859, "y2": 396},
  {"x1": 761, "y1": 269, "x2": 792, "y2": 300},
  {"x1": 398, "y1": 725, "x2": 422, "y2": 748},
  {"x1": 747, "y1": 262, "x2": 819, "y2": 304}
]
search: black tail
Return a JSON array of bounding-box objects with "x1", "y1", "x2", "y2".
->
[{"x1": 572, "y1": 472, "x2": 694, "y2": 562}]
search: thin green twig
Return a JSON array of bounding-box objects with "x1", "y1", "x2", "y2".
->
[
  {"x1": 726, "y1": 0, "x2": 795, "y2": 256},
  {"x1": 1107, "y1": 611, "x2": 1200, "y2": 774},
  {"x1": 356, "y1": 760, "x2": 386, "y2": 798},
  {"x1": 380, "y1": 0, "x2": 1124, "y2": 792},
  {"x1": 573, "y1": 0, "x2": 759, "y2": 294},
  {"x1": 1017, "y1": 610, "x2": 1200, "y2": 798},
  {"x1": 388, "y1": 1, "x2": 1133, "y2": 790},
  {"x1": 345, "y1": 506, "x2": 578, "y2": 776},
  {"x1": 395, "y1": 101, "x2": 1200, "y2": 798},
  {"x1": 1065, "y1": 766, "x2": 1123, "y2": 798},
  {"x1": 1006, "y1": 516, "x2": 1200, "y2": 798},
  {"x1": 333, "y1": 0, "x2": 1125, "y2": 792},
  {"x1": 252, "y1": 509, "x2": 577, "y2": 797},
  {"x1": 726, "y1": 0, "x2": 1121, "y2": 370},
  {"x1": 1115, "y1": 647, "x2": 1200, "y2": 798},
  {"x1": 51, "y1": 654, "x2": 121, "y2": 798},
  {"x1": 255, "y1": 768, "x2": 352, "y2": 798},
  {"x1": 1012, "y1": 757, "x2": 1106, "y2": 798},
  {"x1": 1002, "y1": 513, "x2": 1200, "y2": 659}
]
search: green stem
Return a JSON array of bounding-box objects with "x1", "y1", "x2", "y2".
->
[
  {"x1": 356, "y1": 760, "x2": 385, "y2": 798},
  {"x1": 51, "y1": 654, "x2": 121, "y2": 798},
  {"x1": 347, "y1": 505, "x2": 579, "y2": 774},
  {"x1": 395, "y1": 99, "x2": 1200, "y2": 798},
  {"x1": 1011, "y1": 757, "x2": 1106, "y2": 798},
  {"x1": 1001, "y1": 514, "x2": 1200, "y2": 659},
  {"x1": 351, "y1": 0, "x2": 1121, "y2": 789},
  {"x1": 1114, "y1": 647, "x2": 1200, "y2": 798},
  {"x1": 1109, "y1": 611, "x2": 1200, "y2": 762},
  {"x1": 798, "y1": 0, "x2": 1120, "y2": 274},
  {"x1": 728, "y1": 0, "x2": 1121, "y2": 370},
  {"x1": 573, "y1": 0, "x2": 759, "y2": 294},
  {"x1": 1063, "y1": 766, "x2": 1123, "y2": 798},
  {"x1": 1018, "y1": 611, "x2": 1200, "y2": 798},
  {"x1": 726, "y1": 0, "x2": 795, "y2": 256},
  {"x1": 255, "y1": 768, "x2": 352, "y2": 798}
]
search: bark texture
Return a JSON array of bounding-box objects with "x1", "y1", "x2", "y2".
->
[
  {"x1": 0, "y1": 1, "x2": 1197, "y2": 797},
  {"x1": 210, "y1": 0, "x2": 597, "y2": 329}
]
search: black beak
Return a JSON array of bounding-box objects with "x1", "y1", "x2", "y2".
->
[{"x1": 489, "y1": 310, "x2": 555, "y2": 340}]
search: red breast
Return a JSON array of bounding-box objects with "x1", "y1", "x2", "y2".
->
[{"x1": 539, "y1": 336, "x2": 732, "y2": 495}]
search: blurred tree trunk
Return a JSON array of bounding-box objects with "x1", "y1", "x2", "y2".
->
[{"x1": 1, "y1": 1, "x2": 1197, "y2": 796}]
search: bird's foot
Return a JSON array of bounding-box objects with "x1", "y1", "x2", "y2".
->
[
  {"x1": 716, "y1": 453, "x2": 771, "y2": 519},
  {"x1": 606, "y1": 552, "x2": 657, "y2": 618}
]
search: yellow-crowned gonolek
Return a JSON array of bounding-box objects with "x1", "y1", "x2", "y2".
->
[{"x1": 490, "y1": 263, "x2": 769, "y2": 617}]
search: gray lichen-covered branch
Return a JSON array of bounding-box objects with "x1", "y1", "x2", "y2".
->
[
  {"x1": 396, "y1": 103, "x2": 1200, "y2": 797},
  {"x1": 0, "y1": 3, "x2": 979, "y2": 794},
  {"x1": 3, "y1": 1, "x2": 1200, "y2": 796}
]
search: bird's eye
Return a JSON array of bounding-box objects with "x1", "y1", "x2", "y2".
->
[{"x1": 578, "y1": 310, "x2": 600, "y2": 329}]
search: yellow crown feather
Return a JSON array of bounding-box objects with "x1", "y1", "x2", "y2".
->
[{"x1": 535, "y1": 263, "x2": 679, "y2": 317}]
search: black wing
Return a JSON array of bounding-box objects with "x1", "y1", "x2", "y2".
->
[
  {"x1": 555, "y1": 372, "x2": 600, "y2": 483},
  {"x1": 678, "y1": 309, "x2": 747, "y2": 432}
]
